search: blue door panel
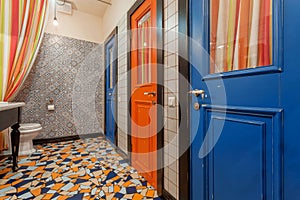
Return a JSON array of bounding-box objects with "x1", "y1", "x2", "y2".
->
[
  {"x1": 205, "y1": 108, "x2": 282, "y2": 200},
  {"x1": 105, "y1": 35, "x2": 117, "y2": 144},
  {"x1": 191, "y1": 105, "x2": 283, "y2": 200},
  {"x1": 210, "y1": 118, "x2": 264, "y2": 200},
  {"x1": 204, "y1": 73, "x2": 281, "y2": 107}
]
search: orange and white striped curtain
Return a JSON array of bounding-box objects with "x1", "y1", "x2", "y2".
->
[
  {"x1": 0, "y1": 0, "x2": 49, "y2": 151},
  {"x1": 210, "y1": 0, "x2": 272, "y2": 73}
]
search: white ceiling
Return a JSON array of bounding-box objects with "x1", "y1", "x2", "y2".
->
[{"x1": 68, "y1": 0, "x2": 111, "y2": 17}]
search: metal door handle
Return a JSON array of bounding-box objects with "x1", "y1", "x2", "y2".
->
[
  {"x1": 188, "y1": 89, "x2": 205, "y2": 99},
  {"x1": 144, "y1": 91, "x2": 156, "y2": 96}
]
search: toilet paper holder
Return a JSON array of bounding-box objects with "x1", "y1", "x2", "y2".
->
[{"x1": 48, "y1": 99, "x2": 55, "y2": 111}]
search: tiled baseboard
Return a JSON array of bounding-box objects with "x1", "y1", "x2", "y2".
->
[
  {"x1": 162, "y1": 189, "x2": 176, "y2": 200},
  {"x1": 33, "y1": 132, "x2": 103, "y2": 145}
]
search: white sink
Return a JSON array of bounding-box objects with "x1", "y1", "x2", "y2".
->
[{"x1": 0, "y1": 102, "x2": 25, "y2": 111}]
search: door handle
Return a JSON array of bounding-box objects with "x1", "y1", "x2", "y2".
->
[
  {"x1": 188, "y1": 89, "x2": 205, "y2": 99},
  {"x1": 144, "y1": 91, "x2": 156, "y2": 96}
]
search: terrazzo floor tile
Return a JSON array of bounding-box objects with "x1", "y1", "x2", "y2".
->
[{"x1": 0, "y1": 136, "x2": 161, "y2": 200}]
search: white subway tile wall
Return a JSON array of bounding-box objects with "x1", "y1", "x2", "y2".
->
[
  {"x1": 164, "y1": 0, "x2": 179, "y2": 199},
  {"x1": 117, "y1": 15, "x2": 129, "y2": 154}
]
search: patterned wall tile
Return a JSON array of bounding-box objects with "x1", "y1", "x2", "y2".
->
[{"x1": 15, "y1": 33, "x2": 105, "y2": 139}]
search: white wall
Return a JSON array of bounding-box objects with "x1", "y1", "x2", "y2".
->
[
  {"x1": 45, "y1": 1, "x2": 103, "y2": 43},
  {"x1": 102, "y1": 0, "x2": 136, "y2": 41},
  {"x1": 46, "y1": 0, "x2": 136, "y2": 43}
]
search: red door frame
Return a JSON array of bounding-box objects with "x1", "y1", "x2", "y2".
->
[{"x1": 127, "y1": 0, "x2": 164, "y2": 194}]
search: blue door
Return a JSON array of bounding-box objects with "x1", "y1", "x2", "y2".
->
[
  {"x1": 105, "y1": 31, "x2": 117, "y2": 145},
  {"x1": 189, "y1": 0, "x2": 284, "y2": 199}
]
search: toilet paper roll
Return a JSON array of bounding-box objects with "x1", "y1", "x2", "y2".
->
[{"x1": 48, "y1": 105, "x2": 55, "y2": 111}]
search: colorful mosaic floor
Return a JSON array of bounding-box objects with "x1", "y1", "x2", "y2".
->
[{"x1": 0, "y1": 136, "x2": 160, "y2": 200}]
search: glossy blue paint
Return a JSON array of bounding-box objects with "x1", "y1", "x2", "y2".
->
[
  {"x1": 189, "y1": 0, "x2": 284, "y2": 199},
  {"x1": 209, "y1": 116, "x2": 265, "y2": 200},
  {"x1": 282, "y1": 0, "x2": 300, "y2": 199},
  {"x1": 105, "y1": 34, "x2": 117, "y2": 144}
]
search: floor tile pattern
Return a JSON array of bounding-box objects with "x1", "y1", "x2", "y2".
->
[{"x1": 0, "y1": 136, "x2": 160, "y2": 200}]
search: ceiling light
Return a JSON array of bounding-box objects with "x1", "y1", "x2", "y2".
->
[
  {"x1": 53, "y1": 17, "x2": 59, "y2": 26},
  {"x1": 53, "y1": 0, "x2": 59, "y2": 26}
]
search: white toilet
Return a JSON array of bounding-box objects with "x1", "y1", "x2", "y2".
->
[{"x1": 18, "y1": 123, "x2": 42, "y2": 156}]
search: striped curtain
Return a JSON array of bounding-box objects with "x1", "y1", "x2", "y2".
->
[
  {"x1": 0, "y1": 0, "x2": 49, "y2": 151},
  {"x1": 210, "y1": 0, "x2": 272, "y2": 73}
]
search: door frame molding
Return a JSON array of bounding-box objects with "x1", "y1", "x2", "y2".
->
[
  {"x1": 178, "y1": 0, "x2": 190, "y2": 199},
  {"x1": 127, "y1": 0, "x2": 164, "y2": 194},
  {"x1": 104, "y1": 27, "x2": 119, "y2": 146}
]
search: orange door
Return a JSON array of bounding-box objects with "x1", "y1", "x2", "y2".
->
[{"x1": 130, "y1": 0, "x2": 158, "y2": 188}]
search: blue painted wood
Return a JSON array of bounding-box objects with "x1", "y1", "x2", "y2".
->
[
  {"x1": 189, "y1": 0, "x2": 284, "y2": 199},
  {"x1": 282, "y1": 0, "x2": 300, "y2": 199},
  {"x1": 204, "y1": 107, "x2": 283, "y2": 200},
  {"x1": 105, "y1": 34, "x2": 117, "y2": 144},
  {"x1": 208, "y1": 116, "x2": 265, "y2": 200}
]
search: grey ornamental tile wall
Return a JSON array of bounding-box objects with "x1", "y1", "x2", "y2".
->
[{"x1": 15, "y1": 33, "x2": 105, "y2": 139}]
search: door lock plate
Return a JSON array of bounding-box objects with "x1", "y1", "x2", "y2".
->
[{"x1": 193, "y1": 103, "x2": 200, "y2": 111}]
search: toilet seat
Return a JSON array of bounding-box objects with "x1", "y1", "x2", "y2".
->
[{"x1": 20, "y1": 123, "x2": 42, "y2": 133}]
